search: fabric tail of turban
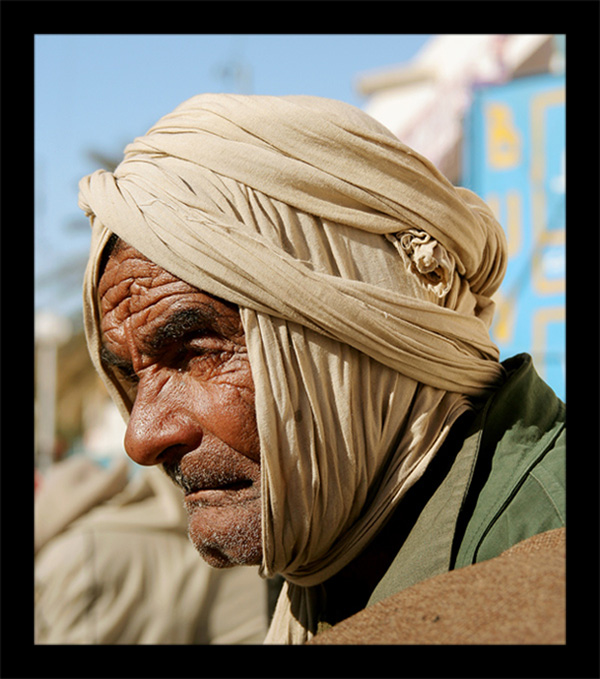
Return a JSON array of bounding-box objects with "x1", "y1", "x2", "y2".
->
[{"x1": 79, "y1": 94, "x2": 508, "y2": 643}]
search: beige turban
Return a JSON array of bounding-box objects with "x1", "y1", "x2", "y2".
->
[{"x1": 79, "y1": 94, "x2": 507, "y2": 643}]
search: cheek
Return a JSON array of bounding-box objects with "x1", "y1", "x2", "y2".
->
[{"x1": 183, "y1": 365, "x2": 261, "y2": 463}]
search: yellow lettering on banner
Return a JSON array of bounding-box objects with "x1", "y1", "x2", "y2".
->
[
  {"x1": 492, "y1": 290, "x2": 516, "y2": 345},
  {"x1": 532, "y1": 306, "x2": 566, "y2": 381},
  {"x1": 486, "y1": 103, "x2": 521, "y2": 169},
  {"x1": 530, "y1": 88, "x2": 565, "y2": 184},
  {"x1": 530, "y1": 87, "x2": 566, "y2": 296}
]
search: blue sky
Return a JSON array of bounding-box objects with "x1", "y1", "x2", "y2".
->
[{"x1": 34, "y1": 34, "x2": 432, "y2": 318}]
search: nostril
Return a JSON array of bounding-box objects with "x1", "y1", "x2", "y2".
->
[{"x1": 156, "y1": 443, "x2": 193, "y2": 468}]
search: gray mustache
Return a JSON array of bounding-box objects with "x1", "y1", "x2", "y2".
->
[
  {"x1": 162, "y1": 461, "x2": 196, "y2": 494},
  {"x1": 162, "y1": 459, "x2": 252, "y2": 494}
]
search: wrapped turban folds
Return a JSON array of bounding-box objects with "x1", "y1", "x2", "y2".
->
[{"x1": 80, "y1": 94, "x2": 507, "y2": 642}]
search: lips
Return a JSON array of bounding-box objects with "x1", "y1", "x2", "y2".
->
[
  {"x1": 162, "y1": 455, "x2": 259, "y2": 507},
  {"x1": 184, "y1": 483, "x2": 258, "y2": 510}
]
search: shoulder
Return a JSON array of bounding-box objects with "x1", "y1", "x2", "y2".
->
[{"x1": 453, "y1": 354, "x2": 565, "y2": 567}]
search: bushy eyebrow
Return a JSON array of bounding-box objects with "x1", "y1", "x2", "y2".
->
[{"x1": 142, "y1": 306, "x2": 221, "y2": 357}]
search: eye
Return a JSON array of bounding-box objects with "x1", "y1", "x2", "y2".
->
[
  {"x1": 120, "y1": 365, "x2": 140, "y2": 385},
  {"x1": 171, "y1": 337, "x2": 231, "y2": 373}
]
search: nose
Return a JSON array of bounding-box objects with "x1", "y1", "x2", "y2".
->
[{"x1": 124, "y1": 379, "x2": 203, "y2": 467}]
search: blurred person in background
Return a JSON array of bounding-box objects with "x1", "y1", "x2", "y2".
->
[
  {"x1": 78, "y1": 94, "x2": 565, "y2": 644},
  {"x1": 34, "y1": 455, "x2": 268, "y2": 644}
]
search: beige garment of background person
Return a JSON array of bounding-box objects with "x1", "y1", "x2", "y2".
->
[
  {"x1": 78, "y1": 94, "x2": 507, "y2": 642},
  {"x1": 35, "y1": 456, "x2": 268, "y2": 644}
]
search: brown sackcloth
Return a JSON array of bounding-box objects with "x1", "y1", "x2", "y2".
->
[{"x1": 307, "y1": 527, "x2": 566, "y2": 645}]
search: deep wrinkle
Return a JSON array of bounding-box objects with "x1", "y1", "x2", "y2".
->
[{"x1": 100, "y1": 304, "x2": 240, "y2": 383}]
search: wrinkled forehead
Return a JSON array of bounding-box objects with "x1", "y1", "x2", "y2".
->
[
  {"x1": 97, "y1": 237, "x2": 242, "y2": 342},
  {"x1": 98, "y1": 240, "x2": 168, "y2": 314}
]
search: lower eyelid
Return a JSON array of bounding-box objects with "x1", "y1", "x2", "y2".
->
[
  {"x1": 173, "y1": 347, "x2": 221, "y2": 372},
  {"x1": 122, "y1": 381, "x2": 138, "y2": 403},
  {"x1": 188, "y1": 337, "x2": 231, "y2": 350}
]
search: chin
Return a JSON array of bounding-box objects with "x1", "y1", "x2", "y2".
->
[
  {"x1": 186, "y1": 499, "x2": 263, "y2": 568},
  {"x1": 193, "y1": 542, "x2": 263, "y2": 569}
]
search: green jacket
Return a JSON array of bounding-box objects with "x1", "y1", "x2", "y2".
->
[{"x1": 367, "y1": 353, "x2": 566, "y2": 607}]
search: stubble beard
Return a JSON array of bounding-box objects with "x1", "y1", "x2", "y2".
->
[{"x1": 162, "y1": 460, "x2": 263, "y2": 569}]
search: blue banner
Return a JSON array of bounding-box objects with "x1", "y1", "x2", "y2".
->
[{"x1": 464, "y1": 73, "x2": 565, "y2": 401}]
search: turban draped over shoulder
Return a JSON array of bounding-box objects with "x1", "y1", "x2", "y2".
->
[{"x1": 79, "y1": 94, "x2": 507, "y2": 643}]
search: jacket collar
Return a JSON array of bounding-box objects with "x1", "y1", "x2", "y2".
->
[{"x1": 368, "y1": 354, "x2": 564, "y2": 606}]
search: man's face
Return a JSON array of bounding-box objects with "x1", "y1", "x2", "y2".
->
[{"x1": 98, "y1": 242, "x2": 262, "y2": 568}]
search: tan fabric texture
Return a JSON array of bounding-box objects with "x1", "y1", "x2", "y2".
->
[
  {"x1": 35, "y1": 454, "x2": 130, "y2": 555},
  {"x1": 35, "y1": 458, "x2": 268, "y2": 644},
  {"x1": 79, "y1": 94, "x2": 507, "y2": 643},
  {"x1": 307, "y1": 527, "x2": 566, "y2": 645}
]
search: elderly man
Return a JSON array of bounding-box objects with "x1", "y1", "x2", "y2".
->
[{"x1": 79, "y1": 94, "x2": 565, "y2": 644}]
